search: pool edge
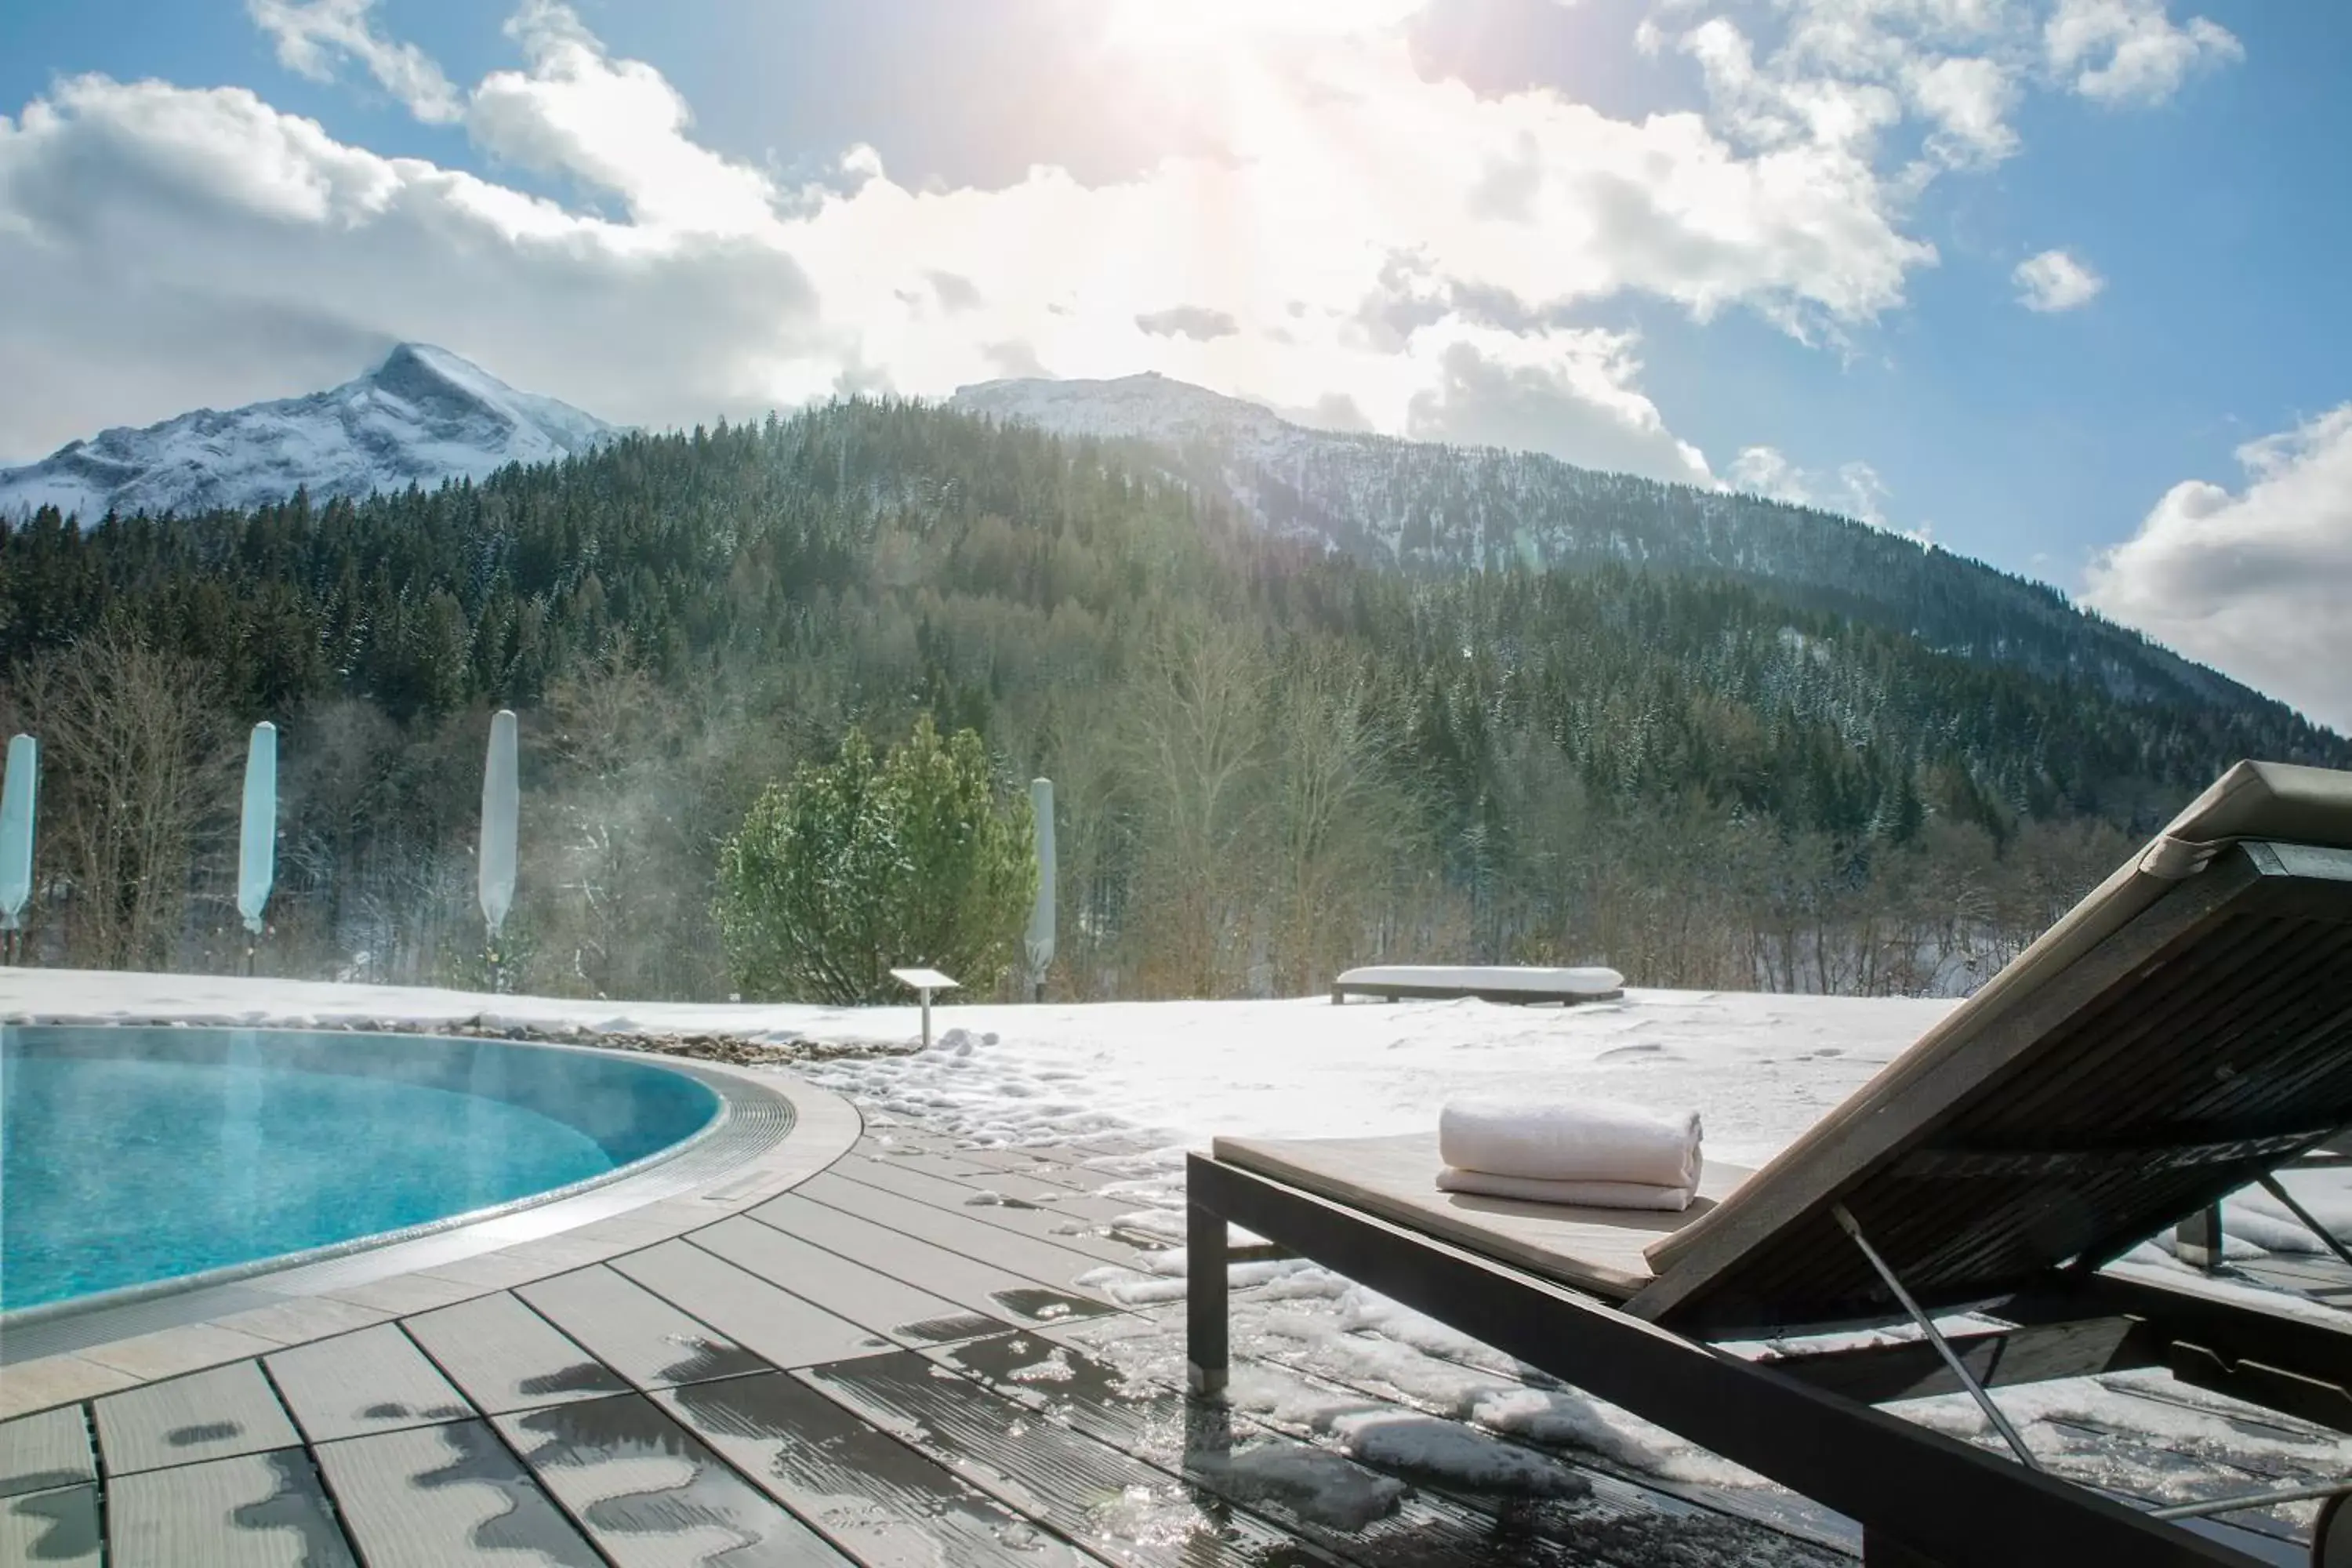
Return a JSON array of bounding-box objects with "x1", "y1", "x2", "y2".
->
[
  {"x1": 2, "y1": 1029, "x2": 741, "y2": 1327},
  {"x1": 0, "y1": 1045, "x2": 862, "y2": 1388}
]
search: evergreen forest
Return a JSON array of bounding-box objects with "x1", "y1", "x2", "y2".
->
[{"x1": 2, "y1": 400, "x2": 2343, "y2": 1001}]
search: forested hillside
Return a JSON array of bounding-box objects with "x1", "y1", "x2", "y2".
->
[
  {"x1": 2, "y1": 399, "x2": 2342, "y2": 1001},
  {"x1": 954, "y1": 373, "x2": 2252, "y2": 709}
]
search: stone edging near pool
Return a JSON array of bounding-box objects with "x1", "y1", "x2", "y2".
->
[{"x1": 0, "y1": 1050, "x2": 862, "y2": 1420}]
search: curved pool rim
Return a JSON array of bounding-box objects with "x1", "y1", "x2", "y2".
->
[{"x1": 0, "y1": 1023, "x2": 766, "y2": 1330}]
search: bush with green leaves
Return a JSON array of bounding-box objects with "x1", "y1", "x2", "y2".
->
[{"x1": 716, "y1": 717, "x2": 1036, "y2": 1004}]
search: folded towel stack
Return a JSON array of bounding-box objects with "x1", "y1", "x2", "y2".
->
[{"x1": 1436, "y1": 1097, "x2": 1703, "y2": 1211}]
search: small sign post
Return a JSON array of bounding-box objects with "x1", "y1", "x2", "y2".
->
[{"x1": 889, "y1": 967, "x2": 959, "y2": 1051}]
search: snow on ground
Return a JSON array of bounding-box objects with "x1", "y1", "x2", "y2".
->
[
  {"x1": 8, "y1": 967, "x2": 2349, "y2": 1542},
  {"x1": 0, "y1": 968, "x2": 1953, "y2": 1167}
]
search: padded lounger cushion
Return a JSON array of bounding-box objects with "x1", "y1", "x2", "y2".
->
[{"x1": 1211, "y1": 1131, "x2": 1751, "y2": 1302}]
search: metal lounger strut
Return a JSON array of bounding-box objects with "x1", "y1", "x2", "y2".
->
[{"x1": 1831, "y1": 1202, "x2": 2042, "y2": 1472}]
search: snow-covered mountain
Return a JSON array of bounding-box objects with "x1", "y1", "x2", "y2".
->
[
  {"x1": 954, "y1": 370, "x2": 1301, "y2": 455},
  {"x1": 0, "y1": 344, "x2": 615, "y2": 523},
  {"x1": 952, "y1": 371, "x2": 2243, "y2": 708}
]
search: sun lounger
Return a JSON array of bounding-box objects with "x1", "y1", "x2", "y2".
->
[
  {"x1": 1330, "y1": 964, "x2": 1624, "y2": 1005},
  {"x1": 1191, "y1": 760, "x2": 2352, "y2": 1567}
]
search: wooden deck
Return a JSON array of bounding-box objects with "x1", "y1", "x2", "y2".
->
[{"x1": 0, "y1": 1091, "x2": 1864, "y2": 1568}]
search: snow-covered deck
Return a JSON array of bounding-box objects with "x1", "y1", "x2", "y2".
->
[{"x1": 4, "y1": 971, "x2": 2350, "y2": 1563}]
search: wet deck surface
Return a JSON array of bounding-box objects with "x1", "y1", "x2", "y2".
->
[
  {"x1": 13, "y1": 1106, "x2": 2350, "y2": 1567},
  {"x1": 0, "y1": 1116, "x2": 1871, "y2": 1568}
]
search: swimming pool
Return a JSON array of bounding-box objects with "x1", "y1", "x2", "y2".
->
[{"x1": 0, "y1": 1025, "x2": 721, "y2": 1312}]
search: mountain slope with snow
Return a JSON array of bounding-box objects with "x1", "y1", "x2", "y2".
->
[
  {"x1": 950, "y1": 372, "x2": 2251, "y2": 712},
  {"x1": 0, "y1": 344, "x2": 615, "y2": 523}
]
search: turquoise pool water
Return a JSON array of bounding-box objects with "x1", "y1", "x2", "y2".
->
[{"x1": 0, "y1": 1025, "x2": 720, "y2": 1311}]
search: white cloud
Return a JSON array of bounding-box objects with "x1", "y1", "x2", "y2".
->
[
  {"x1": 1665, "y1": 0, "x2": 2243, "y2": 198},
  {"x1": 1405, "y1": 330, "x2": 1714, "y2": 485},
  {"x1": 1729, "y1": 444, "x2": 1895, "y2": 528},
  {"x1": 0, "y1": 72, "x2": 818, "y2": 441},
  {"x1": 2012, "y1": 247, "x2": 2105, "y2": 311},
  {"x1": 2045, "y1": 0, "x2": 2241, "y2": 105},
  {"x1": 467, "y1": 0, "x2": 777, "y2": 235},
  {"x1": 0, "y1": 2, "x2": 1968, "y2": 467},
  {"x1": 2, "y1": 0, "x2": 2235, "y2": 483},
  {"x1": 247, "y1": 0, "x2": 462, "y2": 123},
  {"x1": 2083, "y1": 406, "x2": 2352, "y2": 733},
  {"x1": 1135, "y1": 305, "x2": 1242, "y2": 342}
]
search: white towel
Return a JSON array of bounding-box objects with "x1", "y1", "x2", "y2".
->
[
  {"x1": 1435, "y1": 1167, "x2": 1693, "y2": 1212},
  {"x1": 1438, "y1": 1097, "x2": 1701, "y2": 1189}
]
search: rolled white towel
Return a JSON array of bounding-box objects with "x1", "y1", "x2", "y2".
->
[
  {"x1": 1436, "y1": 1167, "x2": 1693, "y2": 1212},
  {"x1": 1439, "y1": 1097, "x2": 1701, "y2": 1189}
]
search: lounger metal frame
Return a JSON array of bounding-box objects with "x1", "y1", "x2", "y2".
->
[
  {"x1": 1188, "y1": 1153, "x2": 2352, "y2": 1566},
  {"x1": 1192, "y1": 762, "x2": 2352, "y2": 1567}
]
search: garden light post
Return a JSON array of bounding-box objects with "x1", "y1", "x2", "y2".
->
[{"x1": 890, "y1": 967, "x2": 958, "y2": 1051}]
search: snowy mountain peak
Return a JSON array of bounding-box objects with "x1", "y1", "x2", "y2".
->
[
  {"x1": 0, "y1": 343, "x2": 615, "y2": 524},
  {"x1": 950, "y1": 372, "x2": 1304, "y2": 456}
]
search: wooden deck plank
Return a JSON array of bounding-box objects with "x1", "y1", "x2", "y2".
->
[
  {"x1": 795, "y1": 1349, "x2": 1332, "y2": 1568},
  {"x1": 514, "y1": 1265, "x2": 770, "y2": 1392},
  {"x1": 954, "y1": 1150, "x2": 1123, "y2": 1192},
  {"x1": 106, "y1": 1448, "x2": 355, "y2": 1567},
  {"x1": 93, "y1": 1359, "x2": 303, "y2": 1475},
  {"x1": 608, "y1": 1241, "x2": 893, "y2": 1370},
  {"x1": 832, "y1": 1152, "x2": 1123, "y2": 1225},
  {"x1": 691, "y1": 1217, "x2": 1010, "y2": 1346},
  {"x1": 0, "y1": 1406, "x2": 95, "y2": 1499},
  {"x1": 829, "y1": 1156, "x2": 1153, "y2": 1262},
  {"x1": 795, "y1": 1172, "x2": 1122, "y2": 1288},
  {"x1": 942, "y1": 1327, "x2": 1849, "y2": 1568},
  {"x1": 655, "y1": 1370, "x2": 1092, "y2": 1568},
  {"x1": 960, "y1": 1183, "x2": 1144, "y2": 1227},
  {"x1": 1040, "y1": 1306, "x2": 1861, "y2": 1561},
  {"x1": 495, "y1": 1392, "x2": 851, "y2": 1566},
  {"x1": 266, "y1": 1324, "x2": 474, "y2": 1443},
  {"x1": 748, "y1": 1192, "x2": 1112, "y2": 1329},
  {"x1": 0, "y1": 1483, "x2": 100, "y2": 1566},
  {"x1": 989, "y1": 1149, "x2": 1132, "y2": 1189},
  {"x1": 403, "y1": 1294, "x2": 632, "y2": 1416},
  {"x1": 312, "y1": 1418, "x2": 603, "y2": 1568},
  {"x1": 927, "y1": 1332, "x2": 1557, "y2": 1568},
  {"x1": 851, "y1": 1141, "x2": 991, "y2": 1180}
]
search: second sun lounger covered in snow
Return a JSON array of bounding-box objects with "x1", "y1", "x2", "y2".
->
[{"x1": 1190, "y1": 760, "x2": 2352, "y2": 1568}]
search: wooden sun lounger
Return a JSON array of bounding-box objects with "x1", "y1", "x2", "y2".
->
[
  {"x1": 1330, "y1": 964, "x2": 1625, "y2": 1005},
  {"x1": 1192, "y1": 760, "x2": 2352, "y2": 1568}
]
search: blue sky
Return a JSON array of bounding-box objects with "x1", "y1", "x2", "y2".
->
[{"x1": 2, "y1": 0, "x2": 2347, "y2": 726}]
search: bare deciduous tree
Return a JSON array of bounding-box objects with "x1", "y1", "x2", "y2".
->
[{"x1": 21, "y1": 628, "x2": 234, "y2": 969}]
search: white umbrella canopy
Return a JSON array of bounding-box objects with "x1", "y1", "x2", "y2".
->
[
  {"x1": 1025, "y1": 776, "x2": 1056, "y2": 993},
  {"x1": 0, "y1": 733, "x2": 35, "y2": 932},
  {"x1": 479, "y1": 709, "x2": 519, "y2": 939},
  {"x1": 237, "y1": 721, "x2": 277, "y2": 936}
]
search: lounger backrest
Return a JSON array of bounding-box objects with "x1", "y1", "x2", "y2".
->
[{"x1": 1631, "y1": 760, "x2": 2352, "y2": 1334}]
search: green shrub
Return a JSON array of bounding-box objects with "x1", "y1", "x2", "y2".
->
[{"x1": 717, "y1": 716, "x2": 1035, "y2": 1004}]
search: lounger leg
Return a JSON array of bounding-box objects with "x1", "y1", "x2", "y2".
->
[
  {"x1": 2176, "y1": 1203, "x2": 2227, "y2": 1272},
  {"x1": 1188, "y1": 1200, "x2": 1229, "y2": 1399}
]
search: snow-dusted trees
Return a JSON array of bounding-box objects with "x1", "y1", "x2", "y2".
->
[
  {"x1": 716, "y1": 717, "x2": 1035, "y2": 1004},
  {"x1": 0, "y1": 399, "x2": 2324, "y2": 999}
]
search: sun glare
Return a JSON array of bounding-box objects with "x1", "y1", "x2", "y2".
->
[{"x1": 1102, "y1": 0, "x2": 1422, "y2": 59}]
